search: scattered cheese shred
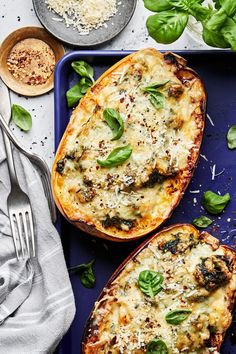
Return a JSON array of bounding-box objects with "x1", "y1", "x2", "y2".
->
[
  {"x1": 206, "y1": 113, "x2": 215, "y2": 126},
  {"x1": 46, "y1": 0, "x2": 118, "y2": 34},
  {"x1": 210, "y1": 164, "x2": 225, "y2": 180},
  {"x1": 200, "y1": 153, "x2": 208, "y2": 161}
]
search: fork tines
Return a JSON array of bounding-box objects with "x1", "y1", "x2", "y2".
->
[{"x1": 9, "y1": 207, "x2": 35, "y2": 261}]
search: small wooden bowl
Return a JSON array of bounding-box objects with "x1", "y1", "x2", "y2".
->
[{"x1": 0, "y1": 27, "x2": 65, "y2": 96}]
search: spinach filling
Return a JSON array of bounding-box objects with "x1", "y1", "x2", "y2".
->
[{"x1": 102, "y1": 215, "x2": 135, "y2": 231}]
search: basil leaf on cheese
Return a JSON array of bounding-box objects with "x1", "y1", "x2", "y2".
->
[
  {"x1": 71, "y1": 60, "x2": 94, "y2": 83},
  {"x1": 149, "y1": 92, "x2": 165, "y2": 110},
  {"x1": 103, "y1": 108, "x2": 124, "y2": 140},
  {"x1": 144, "y1": 80, "x2": 169, "y2": 93},
  {"x1": 165, "y1": 309, "x2": 192, "y2": 325},
  {"x1": 97, "y1": 144, "x2": 132, "y2": 168},
  {"x1": 147, "y1": 338, "x2": 168, "y2": 354},
  {"x1": 202, "y1": 191, "x2": 230, "y2": 215},
  {"x1": 138, "y1": 270, "x2": 164, "y2": 298},
  {"x1": 69, "y1": 260, "x2": 95, "y2": 288},
  {"x1": 227, "y1": 125, "x2": 236, "y2": 149},
  {"x1": 143, "y1": 81, "x2": 168, "y2": 110},
  {"x1": 193, "y1": 215, "x2": 213, "y2": 228}
]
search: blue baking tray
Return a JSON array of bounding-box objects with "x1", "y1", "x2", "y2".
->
[{"x1": 54, "y1": 50, "x2": 236, "y2": 354}]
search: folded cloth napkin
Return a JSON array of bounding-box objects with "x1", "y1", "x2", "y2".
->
[{"x1": 0, "y1": 133, "x2": 75, "y2": 354}]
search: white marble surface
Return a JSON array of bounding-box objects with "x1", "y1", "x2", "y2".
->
[{"x1": 0, "y1": 0, "x2": 208, "y2": 167}]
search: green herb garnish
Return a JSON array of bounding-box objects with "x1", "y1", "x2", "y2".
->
[
  {"x1": 66, "y1": 62, "x2": 94, "y2": 108},
  {"x1": 69, "y1": 260, "x2": 95, "y2": 288},
  {"x1": 165, "y1": 309, "x2": 192, "y2": 325},
  {"x1": 227, "y1": 125, "x2": 236, "y2": 149},
  {"x1": 202, "y1": 191, "x2": 230, "y2": 215},
  {"x1": 144, "y1": 0, "x2": 172, "y2": 12},
  {"x1": 11, "y1": 104, "x2": 32, "y2": 132},
  {"x1": 143, "y1": 81, "x2": 169, "y2": 109},
  {"x1": 147, "y1": 338, "x2": 168, "y2": 354},
  {"x1": 143, "y1": 80, "x2": 170, "y2": 92},
  {"x1": 144, "y1": 0, "x2": 236, "y2": 50},
  {"x1": 97, "y1": 144, "x2": 132, "y2": 168},
  {"x1": 149, "y1": 92, "x2": 165, "y2": 110},
  {"x1": 66, "y1": 82, "x2": 84, "y2": 108},
  {"x1": 193, "y1": 215, "x2": 213, "y2": 228},
  {"x1": 138, "y1": 270, "x2": 164, "y2": 298},
  {"x1": 71, "y1": 60, "x2": 94, "y2": 83},
  {"x1": 103, "y1": 108, "x2": 124, "y2": 140},
  {"x1": 146, "y1": 10, "x2": 189, "y2": 44}
]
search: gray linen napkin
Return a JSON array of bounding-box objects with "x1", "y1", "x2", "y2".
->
[{"x1": 0, "y1": 134, "x2": 75, "y2": 354}]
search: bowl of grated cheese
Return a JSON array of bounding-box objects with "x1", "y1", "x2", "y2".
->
[{"x1": 32, "y1": 0, "x2": 137, "y2": 47}]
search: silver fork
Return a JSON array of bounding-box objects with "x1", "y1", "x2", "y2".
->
[
  {"x1": 3, "y1": 132, "x2": 36, "y2": 260},
  {"x1": 0, "y1": 113, "x2": 57, "y2": 224}
]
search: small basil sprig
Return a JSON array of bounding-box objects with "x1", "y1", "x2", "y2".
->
[
  {"x1": 147, "y1": 338, "x2": 168, "y2": 354},
  {"x1": 149, "y1": 92, "x2": 165, "y2": 110},
  {"x1": 66, "y1": 82, "x2": 84, "y2": 108},
  {"x1": 97, "y1": 144, "x2": 132, "y2": 168},
  {"x1": 202, "y1": 191, "x2": 230, "y2": 215},
  {"x1": 143, "y1": 81, "x2": 170, "y2": 92},
  {"x1": 143, "y1": 81, "x2": 169, "y2": 110},
  {"x1": 227, "y1": 125, "x2": 236, "y2": 149},
  {"x1": 69, "y1": 260, "x2": 95, "y2": 288},
  {"x1": 71, "y1": 60, "x2": 94, "y2": 83},
  {"x1": 138, "y1": 270, "x2": 164, "y2": 298},
  {"x1": 11, "y1": 104, "x2": 32, "y2": 132},
  {"x1": 193, "y1": 215, "x2": 213, "y2": 228},
  {"x1": 103, "y1": 108, "x2": 124, "y2": 140},
  {"x1": 66, "y1": 77, "x2": 92, "y2": 107},
  {"x1": 165, "y1": 309, "x2": 192, "y2": 325}
]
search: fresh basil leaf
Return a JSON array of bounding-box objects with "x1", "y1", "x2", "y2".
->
[
  {"x1": 146, "y1": 11, "x2": 189, "y2": 44},
  {"x1": 11, "y1": 104, "x2": 32, "y2": 132},
  {"x1": 205, "y1": 8, "x2": 227, "y2": 32},
  {"x1": 71, "y1": 60, "x2": 94, "y2": 83},
  {"x1": 143, "y1": 80, "x2": 169, "y2": 93},
  {"x1": 220, "y1": 0, "x2": 236, "y2": 18},
  {"x1": 193, "y1": 215, "x2": 213, "y2": 228},
  {"x1": 168, "y1": 0, "x2": 203, "y2": 12},
  {"x1": 69, "y1": 260, "x2": 95, "y2": 288},
  {"x1": 165, "y1": 309, "x2": 192, "y2": 325},
  {"x1": 202, "y1": 25, "x2": 229, "y2": 48},
  {"x1": 190, "y1": 3, "x2": 212, "y2": 22},
  {"x1": 149, "y1": 92, "x2": 165, "y2": 110},
  {"x1": 202, "y1": 191, "x2": 230, "y2": 214},
  {"x1": 103, "y1": 108, "x2": 124, "y2": 141},
  {"x1": 227, "y1": 124, "x2": 236, "y2": 149},
  {"x1": 138, "y1": 270, "x2": 164, "y2": 298},
  {"x1": 66, "y1": 83, "x2": 84, "y2": 108},
  {"x1": 221, "y1": 18, "x2": 236, "y2": 51},
  {"x1": 147, "y1": 338, "x2": 168, "y2": 354},
  {"x1": 144, "y1": 0, "x2": 172, "y2": 12},
  {"x1": 213, "y1": 0, "x2": 221, "y2": 10},
  {"x1": 80, "y1": 77, "x2": 93, "y2": 93},
  {"x1": 97, "y1": 144, "x2": 132, "y2": 168}
]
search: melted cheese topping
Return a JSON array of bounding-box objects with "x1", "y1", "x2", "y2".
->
[
  {"x1": 84, "y1": 226, "x2": 236, "y2": 353},
  {"x1": 53, "y1": 49, "x2": 205, "y2": 239}
]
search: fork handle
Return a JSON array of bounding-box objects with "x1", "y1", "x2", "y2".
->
[{"x1": 3, "y1": 132, "x2": 19, "y2": 187}]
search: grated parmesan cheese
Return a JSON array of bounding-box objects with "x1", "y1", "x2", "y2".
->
[{"x1": 46, "y1": 0, "x2": 118, "y2": 34}]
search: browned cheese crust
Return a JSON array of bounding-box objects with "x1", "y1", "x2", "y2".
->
[
  {"x1": 83, "y1": 224, "x2": 236, "y2": 353},
  {"x1": 52, "y1": 49, "x2": 206, "y2": 241}
]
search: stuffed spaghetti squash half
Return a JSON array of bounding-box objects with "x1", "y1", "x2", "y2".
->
[
  {"x1": 83, "y1": 224, "x2": 236, "y2": 353},
  {"x1": 52, "y1": 49, "x2": 206, "y2": 241}
]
